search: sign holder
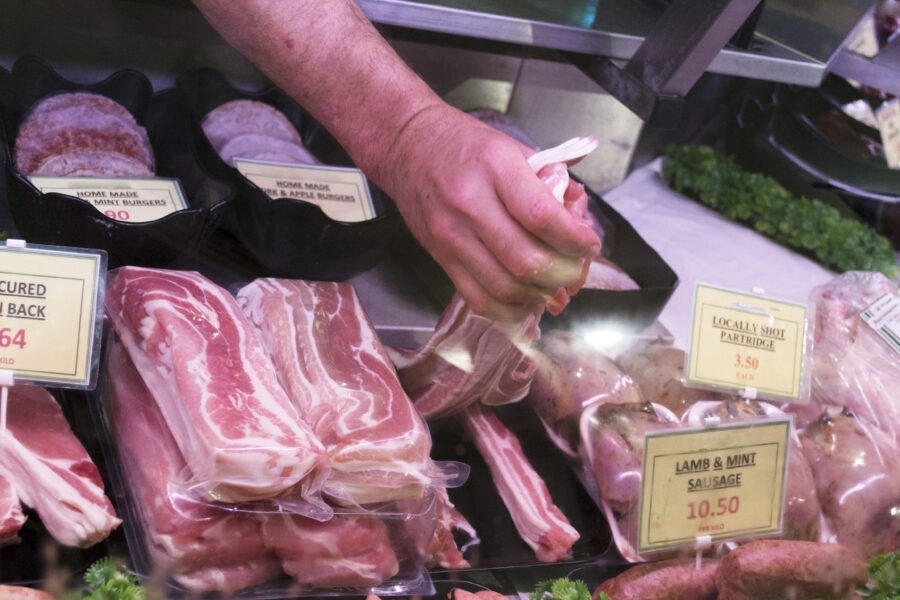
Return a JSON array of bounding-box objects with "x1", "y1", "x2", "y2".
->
[{"x1": 0, "y1": 238, "x2": 106, "y2": 389}]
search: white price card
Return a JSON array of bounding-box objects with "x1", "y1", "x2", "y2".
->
[
  {"x1": 860, "y1": 291, "x2": 900, "y2": 355},
  {"x1": 0, "y1": 243, "x2": 106, "y2": 389},
  {"x1": 686, "y1": 284, "x2": 809, "y2": 402},
  {"x1": 876, "y1": 99, "x2": 900, "y2": 169},
  {"x1": 235, "y1": 159, "x2": 375, "y2": 223},
  {"x1": 27, "y1": 176, "x2": 188, "y2": 223},
  {"x1": 638, "y1": 418, "x2": 790, "y2": 554}
]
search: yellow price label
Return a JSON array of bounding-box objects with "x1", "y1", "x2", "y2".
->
[
  {"x1": 235, "y1": 160, "x2": 374, "y2": 222},
  {"x1": 28, "y1": 176, "x2": 188, "y2": 223},
  {"x1": 0, "y1": 245, "x2": 104, "y2": 387},
  {"x1": 687, "y1": 284, "x2": 808, "y2": 400},
  {"x1": 638, "y1": 418, "x2": 790, "y2": 553}
]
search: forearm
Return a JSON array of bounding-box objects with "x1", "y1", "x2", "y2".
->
[{"x1": 192, "y1": 0, "x2": 443, "y2": 183}]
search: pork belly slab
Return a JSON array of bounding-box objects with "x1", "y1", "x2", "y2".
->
[
  {"x1": 237, "y1": 279, "x2": 432, "y2": 505},
  {"x1": 259, "y1": 512, "x2": 399, "y2": 588},
  {"x1": 105, "y1": 267, "x2": 327, "y2": 502},
  {"x1": 107, "y1": 339, "x2": 281, "y2": 592},
  {"x1": 0, "y1": 385, "x2": 119, "y2": 547}
]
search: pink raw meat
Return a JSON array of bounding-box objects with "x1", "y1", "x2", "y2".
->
[
  {"x1": 237, "y1": 279, "x2": 432, "y2": 504},
  {"x1": 805, "y1": 271, "x2": 900, "y2": 442},
  {"x1": 459, "y1": 404, "x2": 579, "y2": 562},
  {"x1": 389, "y1": 294, "x2": 539, "y2": 419},
  {"x1": 107, "y1": 339, "x2": 281, "y2": 592},
  {"x1": 0, "y1": 473, "x2": 25, "y2": 546},
  {"x1": 0, "y1": 385, "x2": 119, "y2": 547},
  {"x1": 425, "y1": 487, "x2": 476, "y2": 569},
  {"x1": 105, "y1": 267, "x2": 327, "y2": 502},
  {"x1": 259, "y1": 512, "x2": 399, "y2": 588}
]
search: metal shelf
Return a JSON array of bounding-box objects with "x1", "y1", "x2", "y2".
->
[{"x1": 359, "y1": 0, "x2": 873, "y2": 87}]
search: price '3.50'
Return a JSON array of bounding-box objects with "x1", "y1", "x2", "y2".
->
[{"x1": 0, "y1": 329, "x2": 26, "y2": 349}]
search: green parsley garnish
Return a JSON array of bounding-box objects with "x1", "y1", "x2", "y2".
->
[
  {"x1": 79, "y1": 557, "x2": 146, "y2": 600},
  {"x1": 662, "y1": 145, "x2": 898, "y2": 278},
  {"x1": 529, "y1": 578, "x2": 597, "y2": 600},
  {"x1": 860, "y1": 552, "x2": 899, "y2": 599}
]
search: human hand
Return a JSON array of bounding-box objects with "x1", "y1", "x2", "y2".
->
[{"x1": 376, "y1": 105, "x2": 603, "y2": 321}]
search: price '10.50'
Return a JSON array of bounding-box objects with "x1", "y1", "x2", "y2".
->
[
  {"x1": 0, "y1": 329, "x2": 26, "y2": 349},
  {"x1": 687, "y1": 496, "x2": 740, "y2": 520}
]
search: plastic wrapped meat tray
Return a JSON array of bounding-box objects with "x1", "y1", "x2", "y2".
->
[
  {"x1": 177, "y1": 68, "x2": 403, "y2": 281},
  {"x1": 89, "y1": 331, "x2": 438, "y2": 598},
  {"x1": 0, "y1": 56, "x2": 235, "y2": 268}
]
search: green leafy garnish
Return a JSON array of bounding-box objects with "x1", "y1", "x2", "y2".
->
[
  {"x1": 529, "y1": 578, "x2": 594, "y2": 600},
  {"x1": 79, "y1": 557, "x2": 146, "y2": 600},
  {"x1": 0, "y1": 231, "x2": 7, "y2": 242},
  {"x1": 662, "y1": 145, "x2": 898, "y2": 278},
  {"x1": 859, "y1": 552, "x2": 899, "y2": 599}
]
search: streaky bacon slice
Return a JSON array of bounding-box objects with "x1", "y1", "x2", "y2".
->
[
  {"x1": 459, "y1": 404, "x2": 579, "y2": 562},
  {"x1": 389, "y1": 294, "x2": 539, "y2": 419},
  {"x1": 105, "y1": 267, "x2": 327, "y2": 502},
  {"x1": 259, "y1": 512, "x2": 399, "y2": 588},
  {"x1": 107, "y1": 339, "x2": 281, "y2": 592},
  {"x1": 0, "y1": 472, "x2": 25, "y2": 546},
  {"x1": 426, "y1": 487, "x2": 475, "y2": 569},
  {"x1": 237, "y1": 279, "x2": 432, "y2": 504},
  {"x1": 0, "y1": 385, "x2": 119, "y2": 547}
]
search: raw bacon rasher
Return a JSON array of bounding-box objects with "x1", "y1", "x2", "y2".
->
[
  {"x1": 107, "y1": 339, "x2": 282, "y2": 592},
  {"x1": 105, "y1": 267, "x2": 327, "y2": 502},
  {"x1": 459, "y1": 404, "x2": 579, "y2": 562},
  {"x1": 237, "y1": 279, "x2": 432, "y2": 504},
  {"x1": 0, "y1": 385, "x2": 119, "y2": 547},
  {"x1": 0, "y1": 474, "x2": 25, "y2": 546}
]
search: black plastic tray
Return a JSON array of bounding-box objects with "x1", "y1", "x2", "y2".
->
[
  {"x1": 390, "y1": 185, "x2": 679, "y2": 334},
  {"x1": 727, "y1": 89, "x2": 900, "y2": 247},
  {"x1": 0, "y1": 56, "x2": 235, "y2": 268},
  {"x1": 177, "y1": 68, "x2": 403, "y2": 281}
]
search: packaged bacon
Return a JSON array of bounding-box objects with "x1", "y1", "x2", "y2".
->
[
  {"x1": 104, "y1": 266, "x2": 330, "y2": 505},
  {"x1": 235, "y1": 277, "x2": 465, "y2": 506},
  {"x1": 97, "y1": 335, "x2": 439, "y2": 597}
]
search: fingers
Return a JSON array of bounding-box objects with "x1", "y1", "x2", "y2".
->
[
  {"x1": 426, "y1": 223, "x2": 556, "y2": 311},
  {"x1": 493, "y1": 153, "x2": 602, "y2": 259},
  {"x1": 442, "y1": 260, "x2": 544, "y2": 323}
]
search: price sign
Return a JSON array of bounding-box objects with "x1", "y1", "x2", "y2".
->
[
  {"x1": 235, "y1": 159, "x2": 375, "y2": 222},
  {"x1": 876, "y1": 99, "x2": 900, "y2": 169},
  {"x1": 637, "y1": 418, "x2": 790, "y2": 554},
  {"x1": 860, "y1": 291, "x2": 900, "y2": 355},
  {"x1": 686, "y1": 284, "x2": 808, "y2": 402},
  {"x1": 27, "y1": 176, "x2": 188, "y2": 223},
  {"x1": 0, "y1": 243, "x2": 105, "y2": 389}
]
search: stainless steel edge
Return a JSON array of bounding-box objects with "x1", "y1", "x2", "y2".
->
[{"x1": 357, "y1": 0, "x2": 829, "y2": 86}]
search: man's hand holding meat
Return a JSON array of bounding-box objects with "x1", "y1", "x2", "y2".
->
[
  {"x1": 192, "y1": 0, "x2": 602, "y2": 321},
  {"x1": 376, "y1": 103, "x2": 601, "y2": 320}
]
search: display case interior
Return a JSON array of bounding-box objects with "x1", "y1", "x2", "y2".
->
[
  {"x1": 177, "y1": 68, "x2": 404, "y2": 281},
  {"x1": 0, "y1": 56, "x2": 235, "y2": 268}
]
